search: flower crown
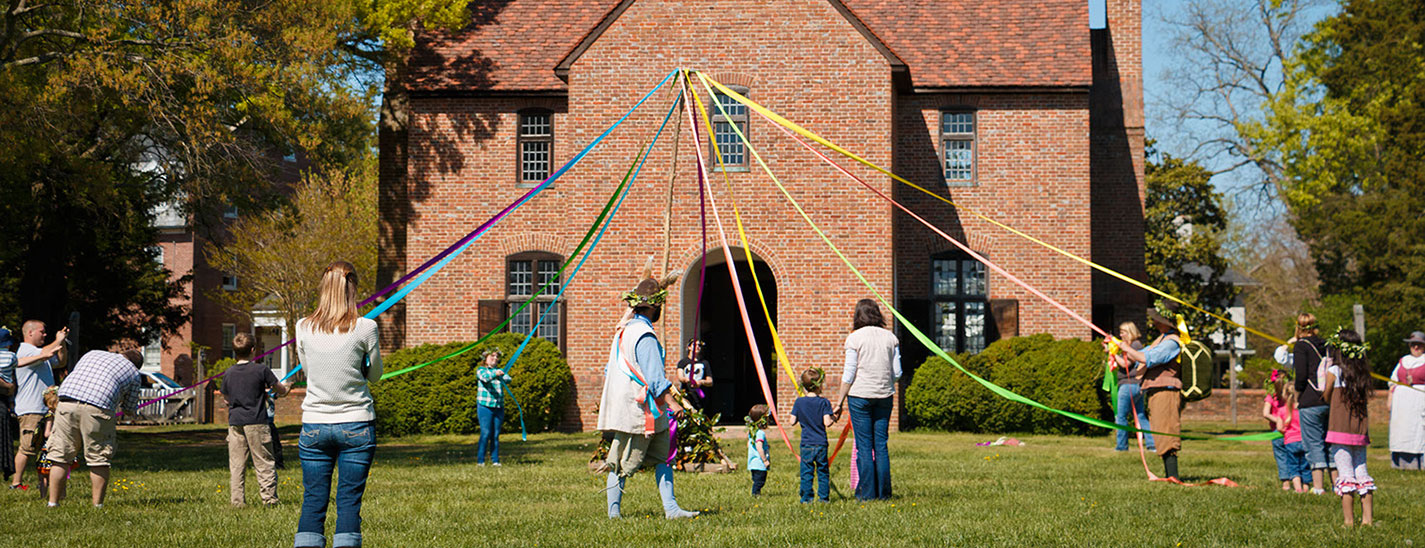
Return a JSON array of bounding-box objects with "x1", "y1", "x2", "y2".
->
[
  {"x1": 621, "y1": 288, "x2": 668, "y2": 308},
  {"x1": 1264, "y1": 368, "x2": 1293, "y2": 395},
  {"x1": 1327, "y1": 328, "x2": 1370, "y2": 360},
  {"x1": 744, "y1": 413, "x2": 768, "y2": 438}
]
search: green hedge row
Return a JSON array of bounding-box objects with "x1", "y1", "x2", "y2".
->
[
  {"x1": 370, "y1": 333, "x2": 574, "y2": 437},
  {"x1": 905, "y1": 334, "x2": 1110, "y2": 435}
]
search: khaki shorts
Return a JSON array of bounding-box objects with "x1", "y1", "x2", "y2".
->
[
  {"x1": 17, "y1": 413, "x2": 47, "y2": 457},
  {"x1": 604, "y1": 430, "x2": 671, "y2": 478},
  {"x1": 47, "y1": 401, "x2": 117, "y2": 467}
]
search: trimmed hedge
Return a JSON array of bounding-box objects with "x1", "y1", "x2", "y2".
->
[
  {"x1": 370, "y1": 333, "x2": 574, "y2": 437},
  {"x1": 905, "y1": 334, "x2": 1111, "y2": 435}
]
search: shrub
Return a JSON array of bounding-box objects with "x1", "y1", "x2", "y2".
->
[
  {"x1": 209, "y1": 358, "x2": 238, "y2": 390},
  {"x1": 371, "y1": 333, "x2": 574, "y2": 437},
  {"x1": 905, "y1": 334, "x2": 1111, "y2": 435}
]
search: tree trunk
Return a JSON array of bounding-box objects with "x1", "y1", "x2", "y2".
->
[{"x1": 376, "y1": 56, "x2": 409, "y2": 352}]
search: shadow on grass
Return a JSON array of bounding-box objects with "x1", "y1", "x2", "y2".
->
[{"x1": 115, "y1": 425, "x2": 599, "y2": 473}]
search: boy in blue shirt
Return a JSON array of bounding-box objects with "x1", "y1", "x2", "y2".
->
[{"x1": 789, "y1": 369, "x2": 836, "y2": 502}]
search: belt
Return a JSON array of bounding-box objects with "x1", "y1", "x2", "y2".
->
[{"x1": 58, "y1": 396, "x2": 102, "y2": 408}]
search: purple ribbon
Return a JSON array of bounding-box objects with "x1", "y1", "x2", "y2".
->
[{"x1": 667, "y1": 418, "x2": 679, "y2": 465}]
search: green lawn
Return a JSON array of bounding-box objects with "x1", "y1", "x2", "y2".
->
[{"x1": 1, "y1": 422, "x2": 1418, "y2": 547}]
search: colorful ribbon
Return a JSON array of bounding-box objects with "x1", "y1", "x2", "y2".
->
[
  {"x1": 685, "y1": 72, "x2": 803, "y2": 398},
  {"x1": 127, "y1": 72, "x2": 680, "y2": 414},
  {"x1": 682, "y1": 78, "x2": 798, "y2": 457},
  {"x1": 697, "y1": 76, "x2": 1281, "y2": 346},
  {"x1": 378, "y1": 140, "x2": 653, "y2": 381},
  {"x1": 501, "y1": 93, "x2": 681, "y2": 375},
  {"x1": 693, "y1": 72, "x2": 1276, "y2": 443}
]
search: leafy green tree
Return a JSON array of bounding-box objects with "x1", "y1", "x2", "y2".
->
[
  {"x1": 1247, "y1": 0, "x2": 1425, "y2": 374},
  {"x1": 0, "y1": 0, "x2": 463, "y2": 349},
  {"x1": 206, "y1": 162, "x2": 378, "y2": 368},
  {"x1": 1144, "y1": 142, "x2": 1241, "y2": 339}
]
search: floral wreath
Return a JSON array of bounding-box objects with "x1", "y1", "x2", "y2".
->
[
  {"x1": 744, "y1": 413, "x2": 768, "y2": 440},
  {"x1": 621, "y1": 288, "x2": 668, "y2": 308},
  {"x1": 1327, "y1": 327, "x2": 1371, "y2": 360}
]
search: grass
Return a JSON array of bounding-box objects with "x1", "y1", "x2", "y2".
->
[{"x1": 0, "y1": 421, "x2": 1419, "y2": 547}]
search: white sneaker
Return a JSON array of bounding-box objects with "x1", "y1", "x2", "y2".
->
[{"x1": 493, "y1": 462, "x2": 502, "y2": 467}]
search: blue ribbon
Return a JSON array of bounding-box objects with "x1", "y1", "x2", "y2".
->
[
  {"x1": 273, "y1": 70, "x2": 679, "y2": 388},
  {"x1": 499, "y1": 92, "x2": 682, "y2": 435}
]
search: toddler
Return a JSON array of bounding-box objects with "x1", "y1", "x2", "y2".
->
[
  {"x1": 1261, "y1": 372, "x2": 1310, "y2": 492},
  {"x1": 746, "y1": 404, "x2": 769, "y2": 495},
  {"x1": 788, "y1": 369, "x2": 835, "y2": 502}
]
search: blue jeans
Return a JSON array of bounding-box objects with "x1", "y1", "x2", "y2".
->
[
  {"x1": 1298, "y1": 405, "x2": 1331, "y2": 470},
  {"x1": 1271, "y1": 439, "x2": 1311, "y2": 483},
  {"x1": 476, "y1": 405, "x2": 504, "y2": 464},
  {"x1": 799, "y1": 445, "x2": 830, "y2": 502},
  {"x1": 1114, "y1": 383, "x2": 1155, "y2": 451},
  {"x1": 848, "y1": 396, "x2": 892, "y2": 500},
  {"x1": 295, "y1": 422, "x2": 376, "y2": 548}
]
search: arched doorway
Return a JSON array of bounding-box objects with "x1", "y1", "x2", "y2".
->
[{"x1": 681, "y1": 248, "x2": 776, "y2": 425}]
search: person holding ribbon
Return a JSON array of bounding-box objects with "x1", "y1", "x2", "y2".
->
[
  {"x1": 676, "y1": 338, "x2": 712, "y2": 411},
  {"x1": 832, "y1": 298, "x2": 901, "y2": 501},
  {"x1": 1109, "y1": 321, "x2": 1154, "y2": 452},
  {"x1": 1388, "y1": 330, "x2": 1425, "y2": 470},
  {"x1": 293, "y1": 260, "x2": 383, "y2": 548},
  {"x1": 596, "y1": 258, "x2": 698, "y2": 519},
  {"x1": 475, "y1": 348, "x2": 511, "y2": 467},
  {"x1": 1114, "y1": 302, "x2": 1183, "y2": 481}
]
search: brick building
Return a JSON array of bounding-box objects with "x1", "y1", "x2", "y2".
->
[
  {"x1": 148, "y1": 157, "x2": 306, "y2": 395},
  {"x1": 381, "y1": 0, "x2": 1146, "y2": 430}
]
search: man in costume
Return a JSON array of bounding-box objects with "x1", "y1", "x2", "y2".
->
[
  {"x1": 598, "y1": 258, "x2": 699, "y2": 519},
  {"x1": 1115, "y1": 302, "x2": 1184, "y2": 480}
]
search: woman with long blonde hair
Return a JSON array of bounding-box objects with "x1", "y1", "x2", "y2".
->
[
  {"x1": 294, "y1": 261, "x2": 383, "y2": 548},
  {"x1": 1110, "y1": 321, "x2": 1154, "y2": 452}
]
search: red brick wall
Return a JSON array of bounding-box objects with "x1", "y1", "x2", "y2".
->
[
  {"x1": 1089, "y1": 0, "x2": 1147, "y2": 330},
  {"x1": 894, "y1": 93, "x2": 1094, "y2": 339},
  {"x1": 387, "y1": 0, "x2": 1139, "y2": 433},
  {"x1": 396, "y1": 0, "x2": 895, "y2": 431},
  {"x1": 1183, "y1": 389, "x2": 1390, "y2": 426}
]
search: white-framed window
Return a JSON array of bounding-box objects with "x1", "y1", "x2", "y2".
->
[
  {"x1": 221, "y1": 324, "x2": 237, "y2": 360},
  {"x1": 150, "y1": 245, "x2": 164, "y2": 265},
  {"x1": 506, "y1": 252, "x2": 563, "y2": 350},
  {"x1": 932, "y1": 252, "x2": 988, "y2": 354},
  {"x1": 710, "y1": 87, "x2": 750, "y2": 171},
  {"x1": 224, "y1": 205, "x2": 239, "y2": 219},
  {"x1": 518, "y1": 109, "x2": 553, "y2": 185},
  {"x1": 941, "y1": 110, "x2": 976, "y2": 185},
  {"x1": 143, "y1": 337, "x2": 162, "y2": 370},
  {"x1": 221, "y1": 272, "x2": 238, "y2": 291}
]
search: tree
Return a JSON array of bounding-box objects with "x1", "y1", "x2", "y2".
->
[
  {"x1": 206, "y1": 162, "x2": 378, "y2": 367},
  {"x1": 1225, "y1": 213, "x2": 1320, "y2": 355},
  {"x1": 1155, "y1": 0, "x2": 1331, "y2": 208},
  {"x1": 0, "y1": 1, "x2": 463, "y2": 349},
  {"x1": 1145, "y1": 142, "x2": 1241, "y2": 340},
  {"x1": 1246, "y1": 0, "x2": 1425, "y2": 375}
]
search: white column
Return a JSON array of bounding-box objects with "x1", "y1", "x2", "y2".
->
[{"x1": 280, "y1": 322, "x2": 291, "y2": 378}]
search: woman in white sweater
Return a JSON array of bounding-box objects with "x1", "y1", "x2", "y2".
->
[
  {"x1": 294, "y1": 261, "x2": 382, "y2": 548},
  {"x1": 832, "y1": 299, "x2": 900, "y2": 501}
]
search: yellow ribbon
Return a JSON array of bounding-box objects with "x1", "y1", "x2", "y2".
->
[
  {"x1": 698, "y1": 72, "x2": 1420, "y2": 396},
  {"x1": 685, "y1": 71, "x2": 804, "y2": 397}
]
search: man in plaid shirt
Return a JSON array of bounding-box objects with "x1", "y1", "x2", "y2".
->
[{"x1": 46, "y1": 349, "x2": 143, "y2": 507}]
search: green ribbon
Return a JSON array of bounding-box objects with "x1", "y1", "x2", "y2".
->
[{"x1": 378, "y1": 141, "x2": 649, "y2": 381}]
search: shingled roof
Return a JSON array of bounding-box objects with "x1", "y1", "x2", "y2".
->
[{"x1": 406, "y1": 0, "x2": 1091, "y2": 93}]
